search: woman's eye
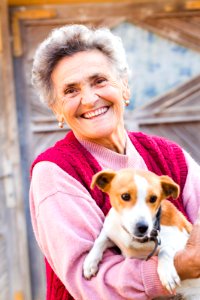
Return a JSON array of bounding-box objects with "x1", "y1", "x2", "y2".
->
[
  {"x1": 64, "y1": 87, "x2": 77, "y2": 95},
  {"x1": 65, "y1": 88, "x2": 75, "y2": 95},
  {"x1": 121, "y1": 193, "x2": 131, "y2": 201},
  {"x1": 149, "y1": 195, "x2": 157, "y2": 203},
  {"x1": 95, "y1": 78, "x2": 107, "y2": 85}
]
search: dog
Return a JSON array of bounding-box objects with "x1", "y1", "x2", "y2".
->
[{"x1": 83, "y1": 168, "x2": 200, "y2": 300}]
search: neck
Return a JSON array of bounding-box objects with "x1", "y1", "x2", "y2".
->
[
  {"x1": 96, "y1": 130, "x2": 126, "y2": 154},
  {"x1": 75, "y1": 127, "x2": 127, "y2": 154},
  {"x1": 93, "y1": 129, "x2": 126, "y2": 154}
]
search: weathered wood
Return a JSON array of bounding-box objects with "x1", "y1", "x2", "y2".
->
[
  {"x1": 7, "y1": 0, "x2": 200, "y2": 14},
  {"x1": 8, "y1": 0, "x2": 130, "y2": 5},
  {"x1": 10, "y1": 1, "x2": 200, "y2": 54},
  {"x1": 0, "y1": 11, "x2": 2, "y2": 53},
  {"x1": 127, "y1": 75, "x2": 200, "y2": 164},
  {"x1": 131, "y1": 75, "x2": 200, "y2": 116},
  {"x1": 0, "y1": 1, "x2": 31, "y2": 300},
  {"x1": 186, "y1": 0, "x2": 200, "y2": 10},
  {"x1": 130, "y1": 115, "x2": 200, "y2": 124},
  {"x1": 12, "y1": 8, "x2": 57, "y2": 56},
  {"x1": 135, "y1": 14, "x2": 200, "y2": 52}
]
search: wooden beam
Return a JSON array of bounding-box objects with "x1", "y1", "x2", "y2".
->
[
  {"x1": 0, "y1": 0, "x2": 31, "y2": 299},
  {"x1": 131, "y1": 115, "x2": 200, "y2": 124},
  {"x1": 185, "y1": 0, "x2": 200, "y2": 10},
  {"x1": 7, "y1": 0, "x2": 200, "y2": 11},
  {"x1": 8, "y1": 0, "x2": 128, "y2": 5},
  {"x1": 12, "y1": 8, "x2": 56, "y2": 56},
  {"x1": 0, "y1": 8, "x2": 2, "y2": 53}
]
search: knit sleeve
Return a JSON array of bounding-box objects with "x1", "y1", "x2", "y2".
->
[
  {"x1": 182, "y1": 150, "x2": 200, "y2": 223},
  {"x1": 30, "y1": 161, "x2": 169, "y2": 300}
]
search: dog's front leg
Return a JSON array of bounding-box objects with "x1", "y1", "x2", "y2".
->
[
  {"x1": 157, "y1": 246, "x2": 180, "y2": 293},
  {"x1": 83, "y1": 228, "x2": 114, "y2": 279}
]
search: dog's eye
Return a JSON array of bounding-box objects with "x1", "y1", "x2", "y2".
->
[
  {"x1": 121, "y1": 193, "x2": 131, "y2": 201},
  {"x1": 149, "y1": 195, "x2": 157, "y2": 203}
]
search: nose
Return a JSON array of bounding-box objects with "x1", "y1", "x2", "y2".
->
[
  {"x1": 81, "y1": 86, "x2": 98, "y2": 106},
  {"x1": 134, "y1": 221, "x2": 149, "y2": 237}
]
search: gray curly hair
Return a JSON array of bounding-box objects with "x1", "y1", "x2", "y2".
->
[{"x1": 32, "y1": 24, "x2": 129, "y2": 106}]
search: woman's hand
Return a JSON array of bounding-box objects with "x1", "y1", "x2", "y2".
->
[{"x1": 174, "y1": 214, "x2": 200, "y2": 280}]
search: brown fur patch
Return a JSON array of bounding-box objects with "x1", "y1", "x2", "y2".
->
[
  {"x1": 161, "y1": 200, "x2": 192, "y2": 234},
  {"x1": 91, "y1": 168, "x2": 182, "y2": 216}
]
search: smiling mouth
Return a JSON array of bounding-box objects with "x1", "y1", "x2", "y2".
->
[{"x1": 81, "y1": 106, "x2": 109, "y2": 119}]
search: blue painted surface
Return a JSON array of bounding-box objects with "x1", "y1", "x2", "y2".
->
[{"x1": 112, "y1": 23, "x2": 200, "y2": 110}]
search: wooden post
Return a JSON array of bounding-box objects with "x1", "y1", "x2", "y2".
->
[
  {"x1": 11, "y1": 8, "x2": 56, "y2": 56},
  {"x1": 0, "y1": 0, "x2": 32, "y2": 299}
]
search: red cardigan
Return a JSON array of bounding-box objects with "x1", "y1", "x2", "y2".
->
[{"x1": 31, "y1": 131, "x2": 188, "y2": 300}]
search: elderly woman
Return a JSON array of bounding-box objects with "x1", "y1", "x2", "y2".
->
[{"x1": 30, "y1": 24, "x2": 200, "y2": 300}]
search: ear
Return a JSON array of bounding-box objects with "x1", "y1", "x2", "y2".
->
[
  {"x1": 122, "y1": 77, "x2": 130, "y2": 101},
  {"x1": 160, "y1": 175, "x2": 180, "y2": 199},
  {"x1": 91, "y1": 169, "x2": 116, "y2": 192},
  {"x1": 50, "y1": 102, "x2": 64, "y2": 123}
]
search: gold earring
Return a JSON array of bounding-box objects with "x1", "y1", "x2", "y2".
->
[
  {"x1": 124, "y1": 99, "x2": 130, "y2": 106},
  {"x1": 58, "y1": 121, "x2": 64, "y2": 128}
]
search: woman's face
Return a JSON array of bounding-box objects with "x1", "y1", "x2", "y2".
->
[{"x1": 51, "y1": 50, "x2": 130, "y2": 147}]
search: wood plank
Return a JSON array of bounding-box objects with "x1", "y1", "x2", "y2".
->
[
  {"x1": 0, "y1": 236, "x2": 9, "y2": 300},
  {"x1": 12, "y1": 8, "x2": 57, "y2": 56},
  {"x1": 185, "y1": 0, "x2": 200, "y2": 10},
  {"x1": 8, "y1": 0, "x2": 129, "y2": 5},
  {"x1": 160, "y1": 17, "x2": 200, "y2": 38},
  {"x1": 131, "y1": 75, "x2": 200, "y2": 118},
  {"x1": 136, "y1": 17, "x2": 200, "y2": 52},
  {"x1": 153, "y1": 87, "x2": 200, "y2": 113},
  {"x1": 31, "y1": 124, "x2": 69, "y2": 132},
  {"x1": 0, "y1": 0, "x2": 31, "y2": 299},
  {"x1": 132, "y1": 115, "x2": 200, "y2": 124},
  {"x1": 7, "y1": 0, "x2": 188, "y2": 7}
]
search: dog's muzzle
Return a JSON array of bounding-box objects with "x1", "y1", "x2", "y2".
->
[{"x1": 122, "y1": 206, "x2": 162, "y2": 260}]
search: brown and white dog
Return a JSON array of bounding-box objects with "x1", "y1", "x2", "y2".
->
[{"x1": 83, "y1": 168, "x2": 200, "y2": 300}]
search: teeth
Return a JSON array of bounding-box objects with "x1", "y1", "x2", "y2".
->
[{"x1": 83, "y1": 107, "x2": 108, "y2": 119}]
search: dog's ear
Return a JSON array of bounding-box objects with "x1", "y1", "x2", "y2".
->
[
  {"x1": 160, "y1": 175, "x2": 180, "y2": 199},
  {"x1": 91, "y1": 169, "x2": 116, "y2": 192}
]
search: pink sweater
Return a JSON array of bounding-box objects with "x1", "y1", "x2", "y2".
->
[{"x1": 29, "y1": 134, "x2": 200, "y2": 300}]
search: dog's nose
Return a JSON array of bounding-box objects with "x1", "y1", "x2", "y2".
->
[{"x1": 135, "y1": 221, "x2": 149, "y2": 236}]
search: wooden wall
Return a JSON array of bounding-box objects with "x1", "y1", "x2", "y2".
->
[
  {"x1": 0, "y1": 1, "x2": 31, "y2": 300},
  {"x1": 127, "y1": 74, "x2": 200, "y2": 163}
]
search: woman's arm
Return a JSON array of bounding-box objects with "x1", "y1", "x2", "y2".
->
[
  {"x1": 175, "y1": 151, "x2": 200, "y2": 280},
  {"x1": 182, "y1": 150, "x2": 200, "y2": 223},
  {"x1": 30, "y1": 161, "x2": 168, "y2": 300},
  {"x1": 174, "y1": 215, "x2": 200, "y2": 280}
]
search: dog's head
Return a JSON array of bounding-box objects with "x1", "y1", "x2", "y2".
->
[{"x1": 91, "y1": 168, "x2": 180, "y2": 240}]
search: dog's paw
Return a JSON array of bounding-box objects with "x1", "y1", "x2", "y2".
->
[
  {"x1": 83, "y1": 255, "x2": 100, "y2": 280},
  {"x1": 158, "y1": 262, "x2": 181, "y2": 293}
]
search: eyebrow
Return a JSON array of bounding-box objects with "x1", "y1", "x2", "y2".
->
[{"x1": 62, "y1": 73, "x2": 107, "y2": 90}]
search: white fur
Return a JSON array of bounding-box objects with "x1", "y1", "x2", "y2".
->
[
  {"x1": 158, "y1": 225, "x2": 200, "y2": 299},
  {"x1": 121, "y1": 175, "x2": 154, "y2": 237}
]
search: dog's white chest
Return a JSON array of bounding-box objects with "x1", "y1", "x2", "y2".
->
[{"x1": 160, "y1": 225, "x2": 189, "y2": 251}]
